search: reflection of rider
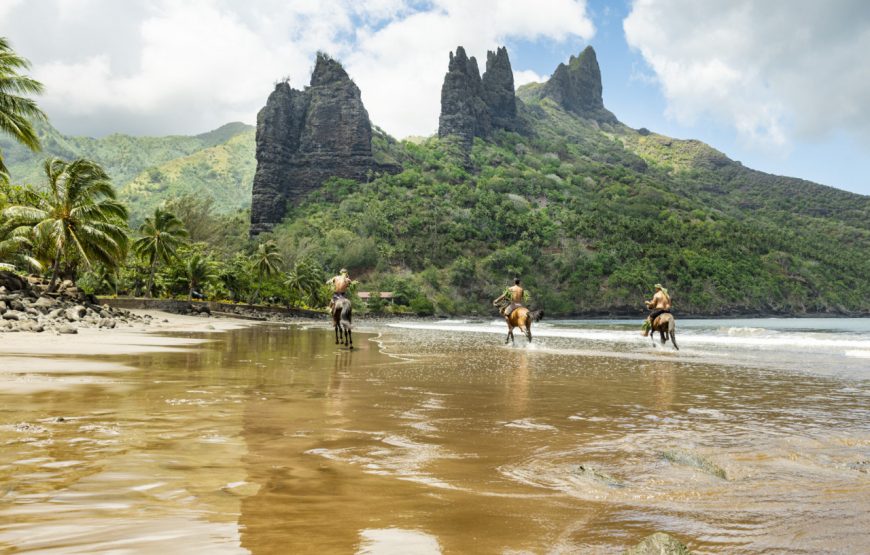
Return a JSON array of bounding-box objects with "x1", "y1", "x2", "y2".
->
[
  {"x1": 493, "y1": 277, "x2": 528, "y2": 318},
  {"x1": 327, "y1": 268, "x2": 352, "y2": 311},
  {"x1": 642, "y1": 283, "x2": 671, "y2": 336}
]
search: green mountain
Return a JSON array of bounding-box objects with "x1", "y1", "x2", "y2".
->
[
  {"x1": 261, "y1": 49, "x2": 869, "y2": 317},
  {"x1": 0, "y1": 120, "x2": 255, "y2": 222}
]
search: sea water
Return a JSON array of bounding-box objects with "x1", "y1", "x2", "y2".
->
[{"x1": 1, "y1": 319, "x2": 867, "y2": 553}]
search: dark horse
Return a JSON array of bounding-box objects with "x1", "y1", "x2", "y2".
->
[
  {"x1": 332, "y1": 297, "x2": 353, "y2": 348},
  {"x1": 496, "y1": 302, "x2": 544, "y2": 345},
  {"x1": 649, "y1": 312, "x2": 679, "y2": 350}
]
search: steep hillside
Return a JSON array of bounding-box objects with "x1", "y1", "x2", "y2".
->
[
  {"x1": 120, "y1": 128, "x2": 255, "y2": 222},
  {"x1": 0, "y1": 121, "x2": 255, "y2": 222}
]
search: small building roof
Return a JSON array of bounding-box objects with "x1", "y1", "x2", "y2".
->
[{"x1": 357, "y1": 291, "x2": 394, "y2": 299}]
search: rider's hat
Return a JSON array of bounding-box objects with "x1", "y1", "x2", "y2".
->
[
  {"x1": 340, "y1": 268, "x2": 348, "y2": 274},
  {"x1": 654, "y1": 283, "x2": 663, "y2": 289}
]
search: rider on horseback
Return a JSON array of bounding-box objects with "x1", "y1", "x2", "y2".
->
[
  {"x1": 327, "y1": 268, "x2": 352, "y2": 311},
  {"x1": 642, "y1": 283, "x2": 671, "y2": 336},
  {"x1": 493, "y1": 277, "x2": 529, "y2": 319}
]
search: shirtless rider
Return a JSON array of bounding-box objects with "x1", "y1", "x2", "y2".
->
[
  {"x1": 493, "y1": 278, "x2": 528, "y2": 320},
  {"x1": 642, "y1": 283, "x2": 671, "y2": 336},
  {"x1": 327, "y1": 268, "x2": 352, "y2": 311}
]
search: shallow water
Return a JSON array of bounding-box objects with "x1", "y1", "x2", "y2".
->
[{"x1": 1, "y1": 319, "x2": 868, "y2": 554}]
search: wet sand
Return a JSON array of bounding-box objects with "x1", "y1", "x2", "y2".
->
[
  {"x1": 0, "y1": 310, "x2": 253, "y2": 395},
  {"x1": 1, "y1": 320, "x2": 868, "y2": 553}
]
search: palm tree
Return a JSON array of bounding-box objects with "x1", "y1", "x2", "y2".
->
[
  {"x1": 133, "y1": 207, "x2": 187, "y2": 297},
  {"x1": 1, "y1": 157, "x2": 128, "y2": 292},
  {"x1": 250, "y1": 240, "x2": 283, "y2": 304},
  {"x1": 183, "y1": 253, "x2": 216, "y2": 301},
  {"x1": 0, "y1": 37, "x2": 47, "y2": 180},
  {"x1": 0, "y1": 216, "x2": 40, "y2": 272},
  {"x1": 285, "y1": 258, "x2": 326, "y2": 307}
]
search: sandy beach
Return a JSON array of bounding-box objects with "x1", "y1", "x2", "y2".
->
[
  {"x1": 0, "y1": 317, "x2": 867, "y2": 553},
  {"x1": 0, "y1": 309, "x2": 256, "y2": 394}
]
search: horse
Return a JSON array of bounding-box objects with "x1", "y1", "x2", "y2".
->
[
  {"x1": 497, "y1": 302, "x2": 544, "y2": 345},
  {"x1": 332, "y1": 297, "x2": 353, "y2": 349},
  {"x1": 649, "y1": 312, "x2": 679, "y2": 350}
]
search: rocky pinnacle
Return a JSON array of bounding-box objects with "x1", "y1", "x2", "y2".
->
[
  {"x1": 438, "y1": 46, "x2": 518, "y2": 148},
  {"x1": 250, "y1": 53, "x2": 397, "y2": 236}
]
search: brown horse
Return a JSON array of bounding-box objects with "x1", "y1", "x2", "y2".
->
[
  {"x1": 499, "y1": 304, "x2": 544, "y2": 345},
  {"x1": 650, "y1": 313, "x2": 679, "y2": 350},
  {"x1": 332, "y1": 297, "x2": 353, "y2": 349}
]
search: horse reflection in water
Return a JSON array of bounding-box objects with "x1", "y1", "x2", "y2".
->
[{"x1": 332, "y1": 297, "x2": 353, "y2": 349}]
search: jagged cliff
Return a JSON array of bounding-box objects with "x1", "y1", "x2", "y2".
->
[
  {"x1": 250, "y1": 53, "x2": 397, "y2": 235},
  {"x1": 438, "y1": 46, "x2": 518, "y2": 147},
  {"x1": 537, "y1": 46, "x2": 617, "y2": 124}
]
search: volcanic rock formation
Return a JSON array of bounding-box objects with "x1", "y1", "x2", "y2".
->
[
  {"x1": 540, "y1": 46, "x2": 617, "y2": 124},
  {"x1": 438, "y1": 46, "x2": 518, "y2": 147},
  {"x1": 250, "y1": 53, "x2": 396, "y2": 235}
]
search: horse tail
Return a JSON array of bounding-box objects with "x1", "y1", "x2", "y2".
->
[
  {"x1": 530, "y1": 309, "x2": 544, "y2": 322},
  {"x1": 340, "y1": 301, "x2": 353, "y2": 331}
]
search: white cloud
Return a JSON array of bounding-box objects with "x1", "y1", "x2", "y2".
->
[
  {"x1": 513, "y1": 69, "x2": 546, "y2": 87},
  {"x1": 0, "y1": 0, "x2": 595, "y2": 138},
  {"x1": 347, "y1": 0, "x2": 595, "y2": 137},
  {"x1": 624, "y1": 0, "x2": 870, "y2": 148}
]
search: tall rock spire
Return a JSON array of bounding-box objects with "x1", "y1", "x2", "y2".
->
[
  {"x1": 481, "y1": 46, "x2": 517, "y2": 131},
  {"x1": 438, "y1": 45, "x2": 519, "y2": 148},
  {"x1": 540, "y1": 46, "x2": 616, "y2": 123},
  {"x1": 250, "y1": 53, "x2": 398, "y2": 236}
]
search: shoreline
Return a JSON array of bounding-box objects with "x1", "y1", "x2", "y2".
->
[
  {"x1": 94, "y1": 297, "x2": 870, "y2": 323},
  {"x1": 0, "y1": 309, "x2": 258, "y2": 394}
]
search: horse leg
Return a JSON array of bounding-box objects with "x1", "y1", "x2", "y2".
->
[
  {"x1": 671, "y1": 331, "x2": 679, "y2": 351},
  {"x1": 660, "y1": 330, "x2": 667, "y2": 344},
  {"x1": 650, "y1": 328, "x2": 657, "y2": 347},
  {"x1": 347, "y1": 328, "x2": 353, "y2": 350},
  {"x1": 525, "y1": 323, "x2": 532, "y2": 342},
  {"x1": 334, "y1": 322, "x2": 340, "y2": 344}
]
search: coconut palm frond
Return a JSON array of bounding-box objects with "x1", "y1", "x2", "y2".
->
[{"x1": 0, "y1": 38, "x2": 46, "y2": 155}]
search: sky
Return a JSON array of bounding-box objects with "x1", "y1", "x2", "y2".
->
[{"x1": 1, "y1": 0, "x2": 868, "y2": 195}]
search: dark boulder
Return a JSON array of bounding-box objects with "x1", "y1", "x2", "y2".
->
[{"x1": 0, "y1": 271, "x2": 29, "y2": 292}]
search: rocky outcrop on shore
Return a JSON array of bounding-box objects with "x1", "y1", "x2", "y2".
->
[
  {"x1": 0, "y1": 277, "x2": 151, "y2": 334},
  {"x1": 250, "y1": 53, "x2": 400, "y2": 235}
]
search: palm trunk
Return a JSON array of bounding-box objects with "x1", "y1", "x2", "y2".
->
[
  {"x1": 252, "y1": 273, "x2": 262, "y2": 305},
  {"x1": 145, "y1": 259, "x2": 157, "y2": 298},
  {"x1": 47, "y1": 256, "x2": 62, "y2": 293}
]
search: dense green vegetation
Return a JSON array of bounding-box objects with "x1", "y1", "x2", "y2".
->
[
  {"x1": 0, "y1": 120, "x2": 254, "y2": 223},
  {"x1": 261, "y1": 95, "x2": 870, "y2": 316},
  {"x1": 2, "y1": 31, "x2": 867, "y2": 317}
]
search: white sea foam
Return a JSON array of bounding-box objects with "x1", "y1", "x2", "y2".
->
[{"x1": 387, "y1": 321, "x2": 870, "y2": 351}]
